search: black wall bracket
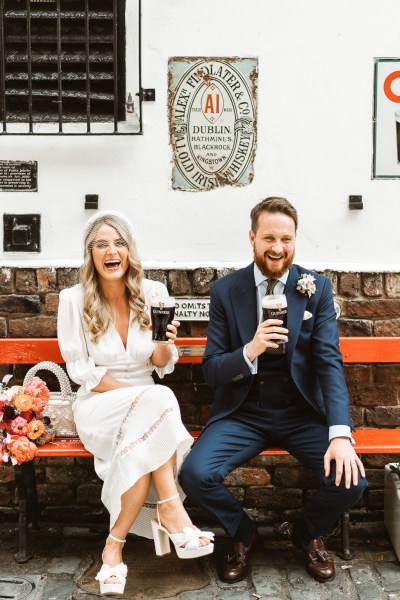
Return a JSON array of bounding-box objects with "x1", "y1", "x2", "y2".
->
[
  {"x1": 349, "y1": 195, "x2": 363, "y2": 210},
  {"x1": 3, "y1": 214, "x2": 41, "y2": 252},
  {"x1": 85, "y1": 194, "x2": 98, "y2": 210}
]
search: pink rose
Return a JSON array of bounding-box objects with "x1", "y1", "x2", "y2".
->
[
  {"x1": 24, "y1": 377, "x2": 50, "y2": 412},
  {"x1": 7, "y1": 436, "x2": 38, "y2": 464},
  {"x1": 9, "y1": 416, "x2": 29, "y2": 436}
]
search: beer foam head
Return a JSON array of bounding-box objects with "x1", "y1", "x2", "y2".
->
[
  {"x1": 151, "y1": 295, "x2": 175, "y2": 307},
  {"x1": 262, "y1": 294, "x2": 287, "y2": 309}
]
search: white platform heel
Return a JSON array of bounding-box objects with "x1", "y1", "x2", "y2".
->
[
  {"x1": 95, "y1": 533, "x2": 128, "y2": 596},
  {"x1": 151, "y1": 493, "x2": 214, "y2": 559}
]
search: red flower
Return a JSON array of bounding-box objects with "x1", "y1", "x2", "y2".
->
[{"x1": 9, "y1": 416, "x2": 29, "y2": 436}]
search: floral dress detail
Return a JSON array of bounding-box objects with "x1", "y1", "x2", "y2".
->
[{"x1": 57, "y1": 280, "x2": 193, "y2": 538}]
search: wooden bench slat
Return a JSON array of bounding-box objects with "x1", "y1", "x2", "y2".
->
[
  {"x1": 36, "y1": 429, "x2": 400, "y2": 458},
  {"x1": 2, "y1": 336, "x2": 400, "y2": 364}
]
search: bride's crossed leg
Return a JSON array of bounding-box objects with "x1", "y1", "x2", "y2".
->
[{"x1": 100, "y1": 452, "x2": 214, "y2": 590}]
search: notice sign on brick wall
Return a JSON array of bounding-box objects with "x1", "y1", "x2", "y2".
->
[
  {"x1": 0, "y1": 161, "x2": 37, "y2": 191},
  {"x1": 175, "y1": 298, "x2": 210, "y2": 320},
  {"x1": 168, "y1": 57, "x2": 258, "y2": 191},
  {"x1": 374, "y1": 59, "x2": 400, "y2": 178}
]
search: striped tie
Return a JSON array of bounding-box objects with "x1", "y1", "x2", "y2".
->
[{"x1": 266, "y1": 278, "x2": 278, "y2": 295}]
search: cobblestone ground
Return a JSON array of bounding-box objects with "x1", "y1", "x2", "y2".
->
[{"x1": 0, "y1": 523, "x2": 399, "y2": 600}]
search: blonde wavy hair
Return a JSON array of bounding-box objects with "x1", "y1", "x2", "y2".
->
[{"x1": 80, "y1": 212, "x2": 150, "y2": 343}]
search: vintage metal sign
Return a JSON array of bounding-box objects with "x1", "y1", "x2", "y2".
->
[
  {"x1": 373, "y1": 59, "x2": 400, "y2": 178},
  {"x1": 0, "y1": 161, "x2": 37, "y2": 192},
  {"x1": 168, "y1": 57, "x2": 258, "y2": 191}
]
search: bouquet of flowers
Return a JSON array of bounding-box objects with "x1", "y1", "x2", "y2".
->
[{"x1": 0, "y1": 374, "x2": 55, "y2": 465}]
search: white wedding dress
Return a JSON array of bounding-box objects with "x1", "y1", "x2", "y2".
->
[{"x1": 57, "y1": 280, "x2": 193, "y2": 538}]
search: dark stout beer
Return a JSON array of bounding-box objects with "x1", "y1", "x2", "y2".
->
[
  {"x1": 262, "y1": 294, "x2": 288, "y2": 354},
  {"x1": 151, "y1": 296, "x2": 176, "y2": 343}
]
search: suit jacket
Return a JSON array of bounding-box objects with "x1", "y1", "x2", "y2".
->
[{"x1": 203, "y1": 262, "x2": 353, "y2": 430}]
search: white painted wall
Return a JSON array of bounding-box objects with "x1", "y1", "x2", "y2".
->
[{"x1": 1, "y1": 0, "x2": 400, "y2": 271}]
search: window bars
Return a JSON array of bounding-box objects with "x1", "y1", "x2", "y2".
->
[{"x1": 0, "y1": 0, "x2": 142, "y2": 134}]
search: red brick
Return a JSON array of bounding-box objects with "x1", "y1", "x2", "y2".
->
[
  {"x1": 37, "y1": 268, "x2": 57, "y2": 292},
  {"x1": 374, "y1": 318, "x2": 400, "y2": 336},
  {"x1": 345, "y1": 299, "x2": 400, "y2": 318},
  {"x1": 0, "y1": 318, "x2": 7, "y2": 337},
  {"x1": 273, "y1": 467, "x2": 319, "y2": 488},
  {"x1": 322, "y1": 271, "x2": 338, "y2": 295},
  {"x1": 36, "y1": 484, "x2": 75, "y2": 503},
  {"x1": 385, "y1": 273, "x2": 400, "y2": 298},
  {"x1": 375, "y1": 365, "x2": 400, "y2": 384},
  {"x1": 168, "y1": 271, "x2": 192, "y2": 296},
  {"x1": 245, "y1": 486, "x2": 303, "y2": 509},
  {"x1": 0, "y1": 465, "x2": 15, "y2": 483},
  {"x1": 344, "y1": 364, "x2": 372, "y2": 385},
  {"x1": 365, "y1": 406, "x2": 400, "y2": 427},
  {"x1": 143, "y1": 270, "x2": 168, "y2": 286},
  {"x1": 190, "y1": 322, "x2": 208, "y2": 337},
  {"x1": 45, "y1": 293, "x2": 59, "y2": 314},
  {"x1": 362, "y1": 273, "x2": 383, "y2": 297},
  {"x1": 77, "y1": 484, "x2": 103, "y2": 506},
  {"x1": 362, "y1": 454, "x2": 400, "y2": 468},
  {"x1": 249, "y1": 455, "x2": 300, "y2": 467},
  {"x1": 0, "y1": 294, "x2": 40, "y2": 314},
  {"x1": 216, "y1": 267, "x2": 236, "y2": 280},
  {"x1": 57, "y1": 268, "x2": 79, "y2": 290},
  {"x1": 350, "y1": 406, "x2": 365, "y2": 427},
  {"x1": 338, "y1": 319, "x2": 372, "y2": 336},
  {"x1": 0, "y1": 487, "x2": 12, "y2": 505},
  {"x1": 193, "y1": 268, "x2": 214, "y2": 294},
  {"x1": 0, "y1": 268, "x2": 14, "y2": 293},
  {"x1": 15, "y1": 269, "x2": 37, "y2": 293},
  {"x1": 364, "y1": 469, "x2": 385, "y2": 488},
  {"x1": 339, "y1": 273, "x2": 360, "y2": 297},
  {"x1": 366, "y1": 489, "x2": 384, "y2": 508},
  {"x1": 349, "y1": 385, "x2": 399, "y2": 407},
  {"x1": 224, "y1": 467, "x2": 270, "y2": 486},
  {"x1": 199, "y1": 404, "x2": 212, "y2": 425},
  {"x1": 9, "y1": 316, "x2": 57, "y2": 337},
  {"x1": 227, "y1": 487, "x2": 245, "y2": 502},
  {"x1": 45, "y1": 465, "x2": 93, "y2": 484}
]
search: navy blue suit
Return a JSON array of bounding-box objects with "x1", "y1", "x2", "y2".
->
[{"x1": 180, "y1": 263, "x2": 367, "y2": 543}]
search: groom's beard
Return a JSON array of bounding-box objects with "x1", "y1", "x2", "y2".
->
[{"x1": 253, "y1": 247, "x2": 294, "y2": 279}]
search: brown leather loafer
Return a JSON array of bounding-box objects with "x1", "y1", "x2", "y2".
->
[
  {"x1": 220, "y1": 527, "x2": 258, "y2": 583},
  {"x1": 300, "y1": 538, "x2": 335, "y2": 582}
]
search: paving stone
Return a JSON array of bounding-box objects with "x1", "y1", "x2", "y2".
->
[
  {"x1": 349, "y1": 564, "x2": 385, "y2": 600},
  {"x1": 375, "y1": 563, "x2": 400, "y2": 592},
  {"x1": 251, "y1": 565, "x2": 288, "y2": 598},
  {"x1": 287, "y1": 567, "x2": 331, "y2": 599},
  {"x1": 41, "y1": 578, "x2": 75, "y2": 600},
  {"x1": 47, "y1": 555, "x2": 81, "y2": 574}
]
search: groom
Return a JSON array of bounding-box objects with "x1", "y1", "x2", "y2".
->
[{"x1": 179, "y1": 197, "x2": 367, "y2": 583}]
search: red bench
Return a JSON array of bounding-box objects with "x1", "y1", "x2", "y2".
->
[{"x1": 1, "y1": 336, "x2": 400, "y2": 563}]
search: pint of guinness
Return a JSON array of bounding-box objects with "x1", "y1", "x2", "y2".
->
[
  {"x1": 150, "y1": 296, "x2": 176, "y2": 343},
  {"x1": 262, "y1": 294, "x2": 288, "y2": 354}
]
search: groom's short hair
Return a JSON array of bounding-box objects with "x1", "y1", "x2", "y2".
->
[{"x1": 250, "y1": 197, "x2": 298, "y2": 233}]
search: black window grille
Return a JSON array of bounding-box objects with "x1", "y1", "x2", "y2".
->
[{"x1": 0, "y1": 0, "x2": 142, "y2": 134}]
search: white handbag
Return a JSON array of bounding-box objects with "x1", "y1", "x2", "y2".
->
[{"x1": 23, "y1": 361, "x2": 78, "y2": 438}]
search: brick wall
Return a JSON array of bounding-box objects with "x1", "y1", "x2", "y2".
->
[{"x1": 0, "y1": 267, "x2": 399, "y2": 535}]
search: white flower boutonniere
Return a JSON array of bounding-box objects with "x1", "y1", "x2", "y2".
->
[{"x1": 297, "y1": 273, "x2": 317, "y2": 298}]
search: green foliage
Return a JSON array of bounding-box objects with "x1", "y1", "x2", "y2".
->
[{"x1": 389, "y1": 463, "x2": 400, "y2": 477}]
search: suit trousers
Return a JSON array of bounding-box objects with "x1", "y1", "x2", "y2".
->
[{"x1": 179, "y1": 389, "x2": 367, "y2": 543}]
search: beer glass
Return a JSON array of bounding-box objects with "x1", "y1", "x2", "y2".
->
[
  {"x1": 150, "y1": 295, "x2": 176, "y2": 343},
  {"x1": 262, "y1": 294, "x2": 288, "y2": 354}
]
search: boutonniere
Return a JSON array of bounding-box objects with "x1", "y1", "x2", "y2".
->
[{"x1": 296, "y1": 273, "x2": 316, "y2": 298}]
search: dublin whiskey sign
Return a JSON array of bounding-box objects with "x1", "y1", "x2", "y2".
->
[{"x1": 168, "y1": 57, "x2": 258, "y2": 191}]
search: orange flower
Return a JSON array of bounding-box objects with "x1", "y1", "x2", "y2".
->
[
  {"x1": 24, "y1": 377, "x2": 50, "y2": 413},
  {"x1": 7, "y1": 436, "x2": 38, "y2": 464},
  {"x1": 27, "y1": 419, "x2": 45, "y2": 440},
  {"x1": 14, "y1": 393, "x2": 33, "y2": 412}
]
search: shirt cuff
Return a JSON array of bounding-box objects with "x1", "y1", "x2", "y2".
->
[
  {"x1": 243, "y1": 344, "x2": 256, "y2": 374},
  {"x1": 329, "y1": 425, "x2": 355, "y2": 444}
]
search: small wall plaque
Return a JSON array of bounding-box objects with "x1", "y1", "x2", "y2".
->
[
  {"x1": 0, "y1": 161, "x2": 38, "y2": 192},
  {"x1": 175, "y1": 298, "x2": 210, "y2": 321}
]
